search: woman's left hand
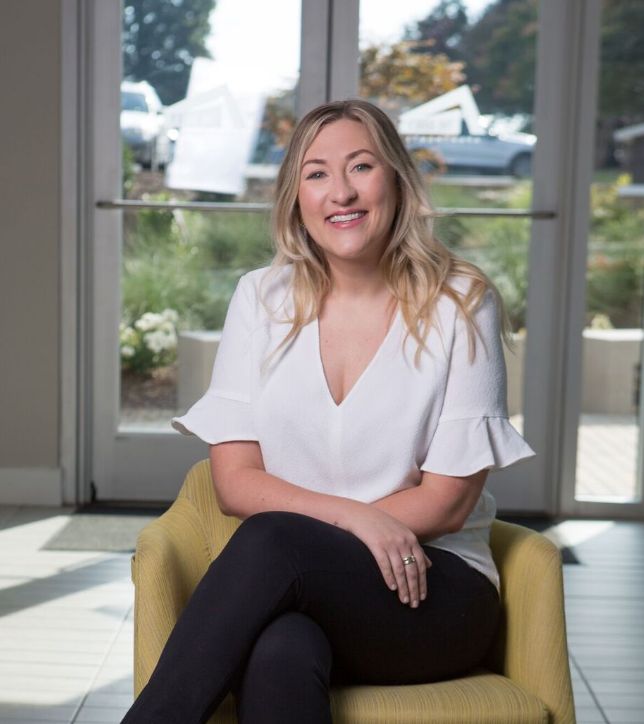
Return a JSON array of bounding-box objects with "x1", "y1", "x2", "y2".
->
[{"x1": 343, "y1": 503, "x2": 432, "y2": 607}]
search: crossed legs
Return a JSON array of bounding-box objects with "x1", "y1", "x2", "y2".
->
[{"x1": 121, "y1": 511, "x2": 499, "y2": 724}]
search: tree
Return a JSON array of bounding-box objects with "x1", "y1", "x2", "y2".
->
[
  {"x1": 123, "y1": 0, "x2": 215, "y2": 106},
  {"x1": 459, "y1": 0, "x2": 538, "y2": 116},
  {"x1": 599, "y1": 0, "x2": 644, "y2": 119},
  {"x1": 360, "y1": 40, "x2": 466, "y2": 115},
  {"x1": 406, "y1": 0, "x2": 469, "y2": 61}
]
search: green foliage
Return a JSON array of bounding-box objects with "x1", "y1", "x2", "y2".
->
[
  {"x1": 586, "y1": 175, "x2": 644, "y2": 327},
  {"x1": 122, "y1": 144, "x2": 135, "y2": 195},
  {"x1": 122, "y1": 0, "x2": 215, "y2": 105},
  {"x1": 599, "y1": 0, "x2": 644, "y2": 118},
  {"x1": 458, "y1": 0, "x2": 538, "y2": 115},
  {"x1": 477, "y1": 218, "x2": 530, "y2": 331},
  {"x1": 121, "y1": 205, "x2": 273, "y2": 353},
  {"x1": 406, "y1": 0, "x2": 469, "y2": 61}
]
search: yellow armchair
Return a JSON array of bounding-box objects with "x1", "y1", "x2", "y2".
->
[{"x1": 131, "y1": 460, "x2": 575, "y2": 723}]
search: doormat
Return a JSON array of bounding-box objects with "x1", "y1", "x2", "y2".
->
[{"x1": 42, "y1": 512, "x2": 160, "y2": 553}]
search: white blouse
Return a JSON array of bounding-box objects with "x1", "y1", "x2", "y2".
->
[{"x1": 172, "y1": 265, "x2": 535, "y2": 590}]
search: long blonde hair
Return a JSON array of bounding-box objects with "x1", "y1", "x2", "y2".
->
[{"x1": 267, "y1": 99, "x2": 507, "y2": 362}]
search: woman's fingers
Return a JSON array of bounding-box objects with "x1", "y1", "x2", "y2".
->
[
  {"x1": 407, "y1": 544, "x2": 431, "y2": 601},
  {"x1": 401, "y1": 546, "x2": 425, "y2": 607},
  {"x1": 372, "y1": 549, "x2": 399, "y2": 593},
  {"x1": 389, "y1": 551, "x2": 412, "y2": 605}
]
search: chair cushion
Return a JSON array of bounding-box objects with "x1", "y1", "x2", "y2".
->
[
  {"x1": 207, "y1": 672, "x2": 548, "y2": 723},
  {"x1": 329, "y1": 671, "x2": 549, "y2": 724}
]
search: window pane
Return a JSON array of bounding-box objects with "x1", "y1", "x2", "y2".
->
[
  {"x1": 575, "y1": 0, "x2": 644, "y2": 502},
  {"x1": 359, "y1": 0, "x2": 536, "y2": 197},
  {"x1": 359, "y1": 0, "x2": 538, "y2": 430},
  {"x1": 119, "y1": 0, "x2": 300, "y2": 430}
]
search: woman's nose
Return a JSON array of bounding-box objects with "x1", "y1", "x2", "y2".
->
[{"x1": 330, "y1": 174, "x2": 357, "y2": 205}]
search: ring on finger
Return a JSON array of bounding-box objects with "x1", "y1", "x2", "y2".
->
[{"x1": 402, "y1": 555, "x2": 416, "y2": 566}]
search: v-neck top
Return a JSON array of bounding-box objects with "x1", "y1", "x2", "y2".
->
[
  {"x1": 172, "y1": 264, "x2": 535, "y2": 590},
  {"x1": 314, "y1": 305, "x2": 400, "y2": 408}
]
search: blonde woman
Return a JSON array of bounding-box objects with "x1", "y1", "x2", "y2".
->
[{"x1": 122, "y1": 99, "x2": 534, "y2": 724}]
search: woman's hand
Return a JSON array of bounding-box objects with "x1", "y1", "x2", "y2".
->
[
  {"x1": 210, "y1": 443, "x2": 432, "y2": 607},
  {"x1": 345, "y1": 504, "x2": 432, "y2": 608}
]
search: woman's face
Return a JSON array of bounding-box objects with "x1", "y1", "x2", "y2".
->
[{"x1": 297, "y1": 118, "x2": 397, "y2": 269}]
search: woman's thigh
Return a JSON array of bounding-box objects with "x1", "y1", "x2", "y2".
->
[{"x1": 233, "y1": 512, "x2": 499, "y2": 685}]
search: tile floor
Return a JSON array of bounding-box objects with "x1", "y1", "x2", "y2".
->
[{"x1": 0, "y1": 506, "x2": 643, "y2": 723}]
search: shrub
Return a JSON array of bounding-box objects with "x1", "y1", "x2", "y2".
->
[
  {"x1": 120, "y1": 309, "x2": 178, "y2": 376},
  {"x1": 587, "y1": 174, "x2": 644, "y2": 327}
]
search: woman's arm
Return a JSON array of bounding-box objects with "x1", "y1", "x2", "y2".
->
[
  {"x1": 210, "y1": 441, "x2": 433, "y2": 608},
  {"x1": 372, "y1": 469, "x2": 488, "y2": 541}
]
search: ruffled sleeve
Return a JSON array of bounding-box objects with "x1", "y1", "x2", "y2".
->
[
  {"x1": 171, "y1": 274, "x2": 258, "y2": 445},
  {"x1": 421, "y1": 288, "x2": 535, "y2": 477}
]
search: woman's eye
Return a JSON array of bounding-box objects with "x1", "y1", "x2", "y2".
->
[
  {"x1": 305, "y1": 170, "x2": 325, "y2": 180},
  {"x1": 354, "y1": 162, "x2": 372, "y2": 172}
]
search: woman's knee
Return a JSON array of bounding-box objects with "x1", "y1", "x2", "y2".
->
[
  {"x1": 235, "y1": 613, "x2": 333, "y2": 723},
  {"x1": 246, "y1": 612, "x2": 332, "y2": 679},
  {"x1": 232, "y1": 511, "x2": 324, "y2": 554}
]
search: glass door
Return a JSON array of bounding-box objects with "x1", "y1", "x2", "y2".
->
[
  {"x1": 563, "y1": 0, "x2": 644, "y2": 517},
  {"x1": 90, "y1": 0, "x2": 610, "y2": 512},
  {"x1": 358, "y1": 0, "x2": 543, "y2": 509},
  {"x1": 91, "y1": 0, "x2": 304, "y2": 500}
]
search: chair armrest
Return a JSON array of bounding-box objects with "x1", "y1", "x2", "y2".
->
[
  {"x1": 489, "y1": 520, "x2": 576, "y2": 724},
  {"x1": 131, "y1": 497, "x2": 212, "y2": 696}
]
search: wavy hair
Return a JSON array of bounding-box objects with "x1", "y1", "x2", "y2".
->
[{"x1": 266, "y1": 99, "x2": 508, "y2": 363}]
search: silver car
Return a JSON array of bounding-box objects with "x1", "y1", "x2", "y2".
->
[{"x1": 406, "y1": 129, "x2": 535, "y2": 178}]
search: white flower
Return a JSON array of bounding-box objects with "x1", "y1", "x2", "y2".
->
[
  {"x1": 144, "y1": 329, "x2": 177, "y2": 354},
  {"x1": 158, "y1": 320, "x2": 175, "y2": 335},
  {"x1": 161, "y1": 308, "x2": 179, "y2": 324},
  {"x1": 135, "y1": 312, "x2": 164, "y2": 332},
  {"x1": 121, "y1": 345, "x2": 136, "y2": 358}
]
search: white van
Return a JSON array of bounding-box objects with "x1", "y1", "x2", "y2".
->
[{"x1": 120, "y1": 80, "x2": 171, "y2": 170}]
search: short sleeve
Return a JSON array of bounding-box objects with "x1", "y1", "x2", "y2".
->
[
  {"x1": 421, "y1": 288, "x2": 535, "y2": 476},
  {"x1": 171, "y1": 275, "x2": 258, "y2": 445}
]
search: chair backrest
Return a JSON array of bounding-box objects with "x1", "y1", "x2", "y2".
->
[
  {"x1": 178, "y1": 459, "x2": 241, "y2": 560},
  {"x1": 488, "y1": 519, "x2": 575, "y2": 723}
]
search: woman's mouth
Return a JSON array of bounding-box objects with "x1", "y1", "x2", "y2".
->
[{"x1": 327, "y1": 211, "x2": 367, "y2": 226}]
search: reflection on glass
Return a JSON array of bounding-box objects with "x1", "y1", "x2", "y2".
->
[
  {"x1": 359, "y1": 0, "x2": 538, "y2": 431},
  {"x1": 119, "y1": 0, "x2": 299, "y2": 430},
  {"x1": 359, "y1": 0, "x2": 537, "y2": 187},
  {"x1": 575, "y1": 0, "x2": 644, "y2": 502}
]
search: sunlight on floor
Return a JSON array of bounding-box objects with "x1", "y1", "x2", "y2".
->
[{"x1": 541, "y1": 519, "x2": 615, "y2": 549}]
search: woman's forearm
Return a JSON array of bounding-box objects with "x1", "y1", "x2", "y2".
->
[
  {"x1": 210, "y1": 443, "x2": 486, "y2": 545},
  {"x1": 372, "y1": 470, "x2": 488, "y2": 541},
  {"x1": 212, "y1": 453, "x2": 364, "y2": 533}
]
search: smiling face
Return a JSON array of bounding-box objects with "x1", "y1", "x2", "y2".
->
[{"x1": 297, "y1": 118, "x2": 398, "y2": 270}]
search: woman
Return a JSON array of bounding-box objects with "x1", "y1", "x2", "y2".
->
[{"x1": 122, "y1": 99, "x2": 534, "y2": 724}]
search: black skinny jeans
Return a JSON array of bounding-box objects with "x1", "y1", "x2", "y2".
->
[{"x1": 121, "y1": 511, "x2": 500, "y2": 724}]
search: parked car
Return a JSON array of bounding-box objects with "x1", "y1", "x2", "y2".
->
[
  {"x1": 120, "y1": 80, "x2": 171, "y2": 170},
  {"x1": 406, "y1": 127, "x2": 536, "y2": 178}
]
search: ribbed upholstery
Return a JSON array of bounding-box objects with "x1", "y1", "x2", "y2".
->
[{"x1": 131, "y1": 460, "x2": 575, "y2": 723}]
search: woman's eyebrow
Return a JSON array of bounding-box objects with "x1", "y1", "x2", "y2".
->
[{"x1": 302, "y1": 148, "x2": 377, "y2": 167}]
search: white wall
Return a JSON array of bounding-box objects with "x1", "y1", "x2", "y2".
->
[{"x1": 0, "y1": 1, "x2": 64, "y2": 503}]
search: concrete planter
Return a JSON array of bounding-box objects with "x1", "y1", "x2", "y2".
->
[{"x1": 504, "y1": 329, "x2": 642, "y2": 416}]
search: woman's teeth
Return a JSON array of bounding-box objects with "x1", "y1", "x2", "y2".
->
[{"x1": 328, "y1": 211, "x2": 365, "y2": 223}]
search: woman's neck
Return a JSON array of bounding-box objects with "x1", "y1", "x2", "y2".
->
[{"x1": 325, "y1": 260, "x2": 390, "y2": 301}]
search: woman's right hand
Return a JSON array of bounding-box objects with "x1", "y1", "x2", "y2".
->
[{"x1": 344, "y1": 503, "x2": 432, "y2": 608}]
